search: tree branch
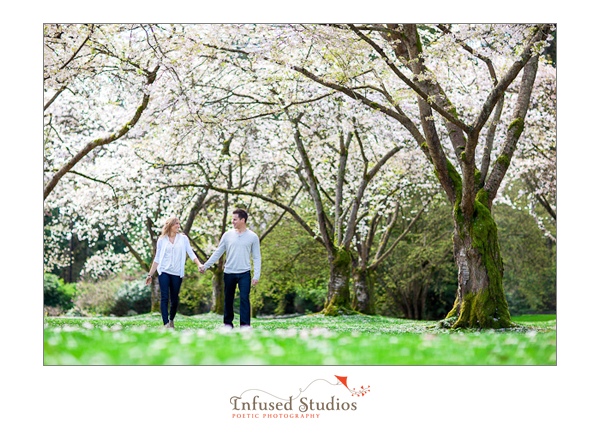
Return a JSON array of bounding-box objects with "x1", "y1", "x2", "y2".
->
[
  {"x1": 44, "y1": 85, "x2": 68, "y2": 111},
  {"x1": 66, "y1": 170, "x2": 118, "y2": 203},
  {"x1": 187, "y1": 234, "x2": 209, "y2": 262},
  {"x1": 335, "y1": 130, "x2": 352, "y2": 246},
  {"x1": 373, "y1": 200, "x2": 401, "y2": 263},
  {"x1": 524, "y1": 174, "x2": 556, "y2": 221},
  {"x1": 469, "y1": 24, "x2": 551, "y2": 137},
  {"x1": 398, "y1": 24, "x2": 458, "y2": 205},
  {"x1": 178, "y1": 182, "x2": 325, "y2": 247},
  {"x1": 437, "y1": 24, "x2": 498, "y2": 85},
  {"x1": 480, "y1": 94, "x2": 504, "y2": 186},
  {"x1": 341, "y1": 143, "x2": 402, "y2": 248},
  {"x1": 348, "y1": 24, "x2": 471, "y2": 133},
  {"x1": 369, "y1": 203, "x2": 428, "y2": 270},
  {"x1": 119, "y1": 234, "x2": 150, "y2": 272},
  {"x1": 59, "y1": 24, "x2": 94, "y2": 71},
  {"x1": 43, "y1": 64, "x2": 159, "y2": 200},
  {"x1": 260, "y1": 186, "x2": 303, "y2": 242},
  {"x1": 289, "y1": 113, "x2": 334, "y2": 252},
  {"x1": 183, "y1": 189, "x2": 209, "y2": 235},
  {"x1": 484, "y1": 55, "x2": 540, "y2": 205}
]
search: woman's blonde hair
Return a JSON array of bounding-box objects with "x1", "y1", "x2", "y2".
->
[{"x1": 160, "y1": 217, "x2": 181, "y2": 238}]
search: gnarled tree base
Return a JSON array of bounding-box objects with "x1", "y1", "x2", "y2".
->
[
  {"x1": 322, "y1": 296, "x2": 359, "y2": 316},
  {"x1": 446, "y1": 190, "x2": 513, "y2": 329},
  {"x1": 323, "y1": 249, "x2": 356, "y2": 316},
  {"x1": 445, "y1": 290, "x2": 513, "y2": 329}
]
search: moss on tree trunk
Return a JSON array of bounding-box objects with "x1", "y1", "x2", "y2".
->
[
  {"x1": 323, "y1": 248, "x2": 356, "y2": 316},
  {"x1": 446, "y1": 190, "x2": 513, "y2": 328},
  {"x1": 352, "y1": 267, "x2": 375, "y2": 314}
]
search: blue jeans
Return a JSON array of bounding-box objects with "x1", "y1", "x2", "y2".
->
[
  {"x1": 223, "y1": 271, "x2": 251, "y2": 326},
  {"x1": 158, "y1": 272, "x2": 182, "y2": 325}
]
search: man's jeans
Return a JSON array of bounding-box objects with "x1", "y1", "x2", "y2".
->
[
  {"x1": 158, "y1": 272, "x2": 182, "y2": 325},
  {"x1": 223, "y1": 271, "x2": 251, "y2": 326}
]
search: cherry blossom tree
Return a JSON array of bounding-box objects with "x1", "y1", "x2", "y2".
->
[
  {"x1": 202, "y1": 23, "x2": 555, "y2": 327},
  {"x1": 498, "y1": 62, "x2": 556, "y2": 241},
  {"x1": 186, "y1": 88, "x2": 433, "y2": 315},
  {"x1": 43, "y1": 24, "x2": 164, "y2": 200},
  {"x1": 351, "y1": 185, "x2": 435, "y2": 314}
]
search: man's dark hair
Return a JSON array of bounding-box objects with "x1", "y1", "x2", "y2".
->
[{"x1": 233, "y1": 208, "x2": 248, "y2": 222}]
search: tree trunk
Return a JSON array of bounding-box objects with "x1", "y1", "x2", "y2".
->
[
  {"x1": 150, "y1": 277, "x2": 160, "y2": 313},
  {"x1": 398, "y1": 278, "x2": 425, "y2": 320},
  {"x1": 211, "y1": 261, "x2": 225, "y2": 315},
  {"x1": 446, "y1": 195, "x2": 512, "y2": 328},
  {"x1": 323, "y1": 249, "x2": 354, "y2": 316},
  {"x1": 399, "y1": 285, "x2": 415, "y2": 320},
  {"x1": 352, "y1": 267, "x2": 375, "y2": 315}
]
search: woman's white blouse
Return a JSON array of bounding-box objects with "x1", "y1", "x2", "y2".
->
[{"x1": 154, "y1": 234, "x2": 197, "y2": 277}]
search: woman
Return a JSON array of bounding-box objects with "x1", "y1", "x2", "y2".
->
[{"x1": 146, "y1": 217, "x2": 202, "y2": 329}]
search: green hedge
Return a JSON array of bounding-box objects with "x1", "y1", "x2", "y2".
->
[{"x1": 44, "y1": 273, "x2": 75, "y2": 310}]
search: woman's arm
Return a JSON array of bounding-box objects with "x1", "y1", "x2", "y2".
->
[
  {"x1": 184, "y1": 235, "x2": 202, "y2": 270},
  {"x1": 146, "y1": 261, "x2": 159, "y2": 285},
  {"x1": 183, "y1": 235, "x2": 200, "y2": 269},
  {"x1": 146, "y1": 238, "x2": 163, "y2": 285}
]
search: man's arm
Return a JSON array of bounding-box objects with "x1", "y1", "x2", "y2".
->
[
  {"x1": 251, "y1": 234, "x2": 261, "y2": 286},
  {"x1": 201, "y1": 233, "x2": 227, "y2": 273}
]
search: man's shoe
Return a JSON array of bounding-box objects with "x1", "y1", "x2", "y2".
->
[
  {"x1": 168, "y1": 320, "x2": 175, "y2": 329},
  {"x1": 240, "y1": 325, "x2": 252, "y2": 330}
]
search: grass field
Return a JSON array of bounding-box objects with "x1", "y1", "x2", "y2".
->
[{"x1": 43, "y1": 313, "x2": 556, "y2": 365}]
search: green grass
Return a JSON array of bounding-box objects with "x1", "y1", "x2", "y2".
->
[
  {"x1": 511, "y1": 314, "x2": 556, "y2": 323},
  {"x1": 44, "y1": 313, "x2": 556, "y2": 365}
]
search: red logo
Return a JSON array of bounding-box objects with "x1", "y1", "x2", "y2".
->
[{"x1": 334, "y1": 376, "x2": 371, "y2": 397}]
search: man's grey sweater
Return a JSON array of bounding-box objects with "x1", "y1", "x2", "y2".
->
[{"x1": 203, "y1": 229, "x2": 262, "y2": 280}]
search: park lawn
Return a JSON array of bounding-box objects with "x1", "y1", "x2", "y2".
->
[
  {"x1": 511, "y1": 314, "x2": 556, "y2": 323},
  {"x1": 44, "y1": 313, "x2": 556, "y2": 365}
]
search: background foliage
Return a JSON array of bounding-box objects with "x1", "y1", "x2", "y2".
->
[{"x1": 45, "y1": 191, "x2": 555, "y2": 319}]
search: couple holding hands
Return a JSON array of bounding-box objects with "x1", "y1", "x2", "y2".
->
[{"x1": 145, "y1": 208, "x2": 261, "y2": 329}]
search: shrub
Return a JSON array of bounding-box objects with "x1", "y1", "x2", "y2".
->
[
  {"x1": 65, "y1": 306, "x2": 89, "y2": 317},
  {"x1": 110, "y1": 279, "x2": 151, "y2": 316},
  {"x1": 253, "y1": 279, "x2": 326, "y2": 316},
  {"x1": 178, "y1": 273, "x2": 212, "y2": 315},
  {"x1": 73, "y1": 278, "x2": 121, "y2": 315},
  {"x1": 294, "y1": 280, "x2": 326, "y2": 314},
  {"x1": 44, "y1": 273, "x2": 75, "y2": 310},
  {"x1": 44, "y1": 306, "x2": 64, "y2": 317}
]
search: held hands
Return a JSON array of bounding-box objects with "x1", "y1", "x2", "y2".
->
[{"x1": 198, "y1": 264, "x2": 206, "y2": 274}]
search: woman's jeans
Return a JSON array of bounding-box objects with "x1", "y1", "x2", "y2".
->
[
  {"x1": 158, "y1": 272, "x2": 182, "y2": 325},
  {"x1": 223, "y1": 271, "x2": 251, "y2": 327}
]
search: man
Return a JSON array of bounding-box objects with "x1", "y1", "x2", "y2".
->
[{"x1": 200, "y1": 208, "x2": 261, "y2": 328}]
